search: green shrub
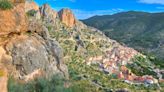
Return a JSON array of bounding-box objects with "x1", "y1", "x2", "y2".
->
[
  {"x1": 26, "y1": 9, "x2": 37, "y2": 17},
  {"x1": 8, "y1": 77, "x2": 24, "y2": 92},
  {"x1": 47, "y1": 25, "x2": 53, "y2": 32},
  {"x1": 8, "y1": 75, "x2": 66, "y2": 92},
  {"x1": 127, "y1": 55, "x2": 157, "y2": 78},
  {"x1": 0, "y1": 0, "x2": 13, "y2": 10}
]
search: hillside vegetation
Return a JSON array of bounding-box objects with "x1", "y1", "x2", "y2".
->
[{"x1": 82, "y1": 11, "x2": 164, "y2": 65}]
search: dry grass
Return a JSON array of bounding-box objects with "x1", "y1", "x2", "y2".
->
[{"x1": 0, "y1": 69, "x2": 4, "y2": 77}]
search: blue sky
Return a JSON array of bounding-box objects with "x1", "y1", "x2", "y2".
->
[{"x1": 35, "y1": 0, "x2": 164, "y2": 19}]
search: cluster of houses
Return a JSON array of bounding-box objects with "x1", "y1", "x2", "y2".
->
[
  {"x1": 118, "y1": 65, "x2": 158, "y2": 85},
  {"x1": 87, "y1": 45, "x2": 159, "y2": 85}
]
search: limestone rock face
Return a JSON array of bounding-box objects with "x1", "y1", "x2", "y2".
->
[
  {"x1": 5, "y1": 34, "x2": 68, "y2": 79},
  {"x1": 25, "y1": 2, "x2": 41, "y2": 20},
  {"x1": 40, "y1": 4, "x2": 58, "y2": 23},
  {"x1": 25, "y1": 2, "x2": 39, "y2": 12},
  {"x1": 0, "y1": 3, "x2": 68, "y2": 82},
  {"x1": 58, "y1": 8, "x2": 76, "y2": 27},
  {"x1": 2, "y1": 20, "x2": 69, "y2": 80},
  {"x1": 0, "y1": 3, "x2": 27, "y2": 36}
]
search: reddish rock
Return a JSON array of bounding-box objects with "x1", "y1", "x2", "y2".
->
[
  {"x1": 58, "y1": 8, "x2": 76, "y2": 27},
  {"x1": 0, "y1": 3, "x2": 27, "y2": 36},
  {"x1": 25, "y1": 1, "x2": 39, "y2": 12}
]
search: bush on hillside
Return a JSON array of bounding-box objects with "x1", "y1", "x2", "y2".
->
[
  {"x1": 8, "y1": 75, "x2": 66, "y2": 92},
  {"x1": 127, "y1": 55, "x2": 157, "y2": 78},
  {"x1": 26, "y1": 9, "x2": 37, "y2": 17},
  {"x1": 0, "y1": 0, "x2": 13, "y2": 10}
]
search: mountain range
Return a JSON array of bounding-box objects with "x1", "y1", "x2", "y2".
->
[{"x1": 82, "y1": 11, "x2": 164, "y2": 67}]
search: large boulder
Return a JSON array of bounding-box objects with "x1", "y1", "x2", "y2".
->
[{"x1": 5, "y1": 33, "x2": 68, "y2": 80}]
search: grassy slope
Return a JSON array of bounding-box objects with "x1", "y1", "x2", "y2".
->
[{"x1": 47, "y1": 23, "x2": 161, "y2": 92}]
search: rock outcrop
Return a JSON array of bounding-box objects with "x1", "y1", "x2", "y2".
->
[
  {"x1": 40, "y1": 4, "x2": 58, "y2": 23},
  {"x1": 5, "y1": 33, "x2": 68, "y2": 80},
  {"x1": 0, "y1": 3, "x2": 27, "y2": 36},
  {"x1": 58, "y1": 8, "x2": 76, "y2": 27},
  {"x1": 25, "y1": 1, "x2": 39, "y2": 12},
  {"x1": 25, "y1": 4, "x2": 76, "y2": 28},
  {"x1": 0, "y1": 2, "x2": 68, "y2": 83}
]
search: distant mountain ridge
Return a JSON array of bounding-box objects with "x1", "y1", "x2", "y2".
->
[{"x1": 82, "y1": 11, "x2": 164, "y2": 61}]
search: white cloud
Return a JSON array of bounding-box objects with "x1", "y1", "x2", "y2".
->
[
  {"x1": 72, "y1": 8, "x2": 124, "y2": 19},
  {"x1": 139, "y1": 0, "x2": 164, "y2": 5}
]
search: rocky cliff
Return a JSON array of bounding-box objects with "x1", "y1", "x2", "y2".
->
[
  {"x1": 40, "y1": 4, "x2": 58, "y2": 23},
  {"x1": 0, "y1": 2, "x2": 68, "y2": 92},
  {"x1": 25, "y1": 1, "x2": 39, "y2": 12},
  {"x1": 58, "y1": 8, "x2": 76, "y2": 27},
  {"x1": 0, "y1": 3, "x2": 27, "y2": 36}
]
